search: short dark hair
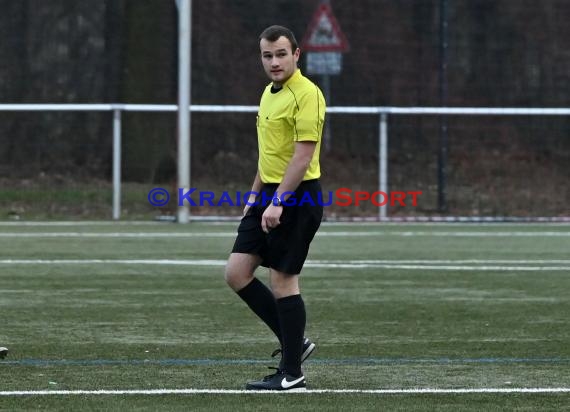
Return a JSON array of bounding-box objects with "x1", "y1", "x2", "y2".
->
[{"x1": 259, "y1": 25, "x2": 299, "y2": 52}]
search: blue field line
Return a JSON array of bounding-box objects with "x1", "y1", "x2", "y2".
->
[{"x1": 2, "y1": 357, "x2": 569, "y2": 367}]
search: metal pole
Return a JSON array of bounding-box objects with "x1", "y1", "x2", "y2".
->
[
  {"x1": 321, "y1": 74, "x2": 331, "y2": 152},
  {"x1": 379, "y1": 113, "x2": 388, "y2": 220},
  {"x1": 437, "y1": 0, "x2": 449, "y2": 213},
  {"x1": 320, "y1": 0, "x2": 331, "y2": 152},
  {"x1": 177, "y1": 0, "x2": 191, "y2": 223},
  {"x1": 112, "y1": 109, "x2": 121, "y2": 220}
]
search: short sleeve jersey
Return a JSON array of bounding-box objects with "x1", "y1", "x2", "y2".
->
[{"x1": 257, "y1": 69, "x2": 326, "y2": 183}]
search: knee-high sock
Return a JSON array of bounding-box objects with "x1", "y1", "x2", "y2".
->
[
  {"x1": 237, "y1": 278, "x2": 282, "y2": 344},
  {"x1": 276, "y1": 294, "x2": 305, "y2": 377}
]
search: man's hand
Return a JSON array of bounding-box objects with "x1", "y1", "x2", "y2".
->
[
  {"x1": 261, "y1": 204, "x2": 283, "y2": 233},
  {"x1": 243, "y1": 194, "x2": 257, "y2": 216}
]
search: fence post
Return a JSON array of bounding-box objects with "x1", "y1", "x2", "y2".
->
[
  {"x1": 379, "y1": 112, "x2": 388, "y2": 220},
  {"x1": 112, "y1": 109, "x2": 122, "y2": 220}
]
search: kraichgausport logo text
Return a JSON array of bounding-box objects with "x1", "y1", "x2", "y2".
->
[{"x1": 148, "y1": 188, "x2": 422, "y2": 207}]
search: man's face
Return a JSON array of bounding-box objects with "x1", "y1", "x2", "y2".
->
[{"x1": 260, "y1": 36, "x2": 300, "y2": 86}]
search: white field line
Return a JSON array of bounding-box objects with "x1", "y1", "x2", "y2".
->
[
  {"x1": 0, "y1": 221, "x2": 165, "y2": 227},
  {"x1": 0, "y1": 221, "x2": 569, "y2": 227},
  {"x1": 0, "y1": 231, "x2": 569, "y2": 238},
  {"x1": 0, "y1": 259, "x2": 569, "y2": 271},
  {"x1": 0, "y1": 232, "x2": 234, "y2": 238},
  {"x1": 309, "y1": 259, "x2": 570, "y2": 264},
  {"x1": 1, "y1": 388, "x2": 569, "y2": 396}
]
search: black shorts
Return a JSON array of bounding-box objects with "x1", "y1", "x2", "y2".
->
[{"x1": 231, "y1": 179, "x2": 324, "y2": 275}]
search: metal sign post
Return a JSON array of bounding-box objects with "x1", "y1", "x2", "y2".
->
[{"x1": 301, "y1": 1, "x2": 349, "y2": 152}]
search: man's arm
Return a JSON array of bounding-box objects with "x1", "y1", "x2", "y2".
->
[
  {"x1": 243, "y1": 170, "x2": 263, "y2": 216},
  {"x1": 261, "y1": 141, "x2": 316, "y2": 233},
  {"x1": 276, "y1": 141, "x2": 316, "y2": 199}
]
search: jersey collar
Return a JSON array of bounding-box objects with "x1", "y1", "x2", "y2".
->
[{"x1": 281, "y1": 69, "x2": 302, "y2": 88}]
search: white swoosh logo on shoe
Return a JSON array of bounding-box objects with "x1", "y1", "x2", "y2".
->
[{"x1": 281, "y1": 376, "x2": 305, "y2": 389}]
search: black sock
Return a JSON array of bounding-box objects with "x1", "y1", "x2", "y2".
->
[
  {"x1": 236, "y1": 278, "x2": 282, "y2": 344},
  {"x1": 276, "y1": 294, "x2": 306, "y2": 377}
]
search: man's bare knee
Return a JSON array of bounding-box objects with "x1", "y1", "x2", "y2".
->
[
  {"x1": 270, "y1": 270, "x2": 300, "y2": 298},
  {"x1": 224, "y1": 265, "x2": 252, "y2": 290},
  {"x1": 225, "y1": 253, "x2": 260, "y2": 291}
]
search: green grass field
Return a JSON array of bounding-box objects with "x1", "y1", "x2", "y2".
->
[{"x1": 1, "y1": 222, "x2": 569, "y2": 411}]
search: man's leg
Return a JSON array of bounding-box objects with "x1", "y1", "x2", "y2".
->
[
  {"x1": 225, "y1": 253, "x2": 282, "y2": 343},
  {"x1": 244, "y1": 270, "x2": 307, "y2": 391},
  {"x1": 270, "y1": 270, "x2": 305, "y2": 378}
]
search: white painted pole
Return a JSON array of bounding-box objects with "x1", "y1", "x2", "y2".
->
[
  {"x1": 379, "y1": 113, "x2": 388, "y2": 220},
  {"x1": 177, "y1": 0, "x2": 191, "y2": 224},
  {"x1": 112, "y1": 109, "x2": 122, "y2": 220}
]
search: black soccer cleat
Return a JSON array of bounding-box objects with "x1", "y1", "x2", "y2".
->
[
  {"x1": 300, "y1": 337, "x2": 316, "y2": 363},
  {"x1": 271, "y1": 337, "x2": 316, "y2": 368},
  {"x1": 245, "y1": 368, "x2": 307, "y2": 391},
  {"x1": 0, "y1": 347, "x2": 8, "y2": 359}
]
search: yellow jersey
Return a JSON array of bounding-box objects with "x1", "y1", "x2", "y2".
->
[{"x1": 257, "y1": 69, "x2": 326, "y2": 183}]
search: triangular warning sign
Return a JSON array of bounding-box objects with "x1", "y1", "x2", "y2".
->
[{"x1": 301, "y1": 3, "x2": 349, "y2": 52}]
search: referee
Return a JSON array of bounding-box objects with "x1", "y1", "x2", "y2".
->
[{"x1": 225, "y1": 25, "x2": 326, "y2": 391}]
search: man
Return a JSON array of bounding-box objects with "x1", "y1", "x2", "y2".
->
[{"x1": 224, "y1": 25, "x2": 326, "y2": 391}]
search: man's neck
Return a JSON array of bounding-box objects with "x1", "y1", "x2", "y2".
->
[{"x1": 271, "y1": 69, "x2": 298, "y2": 90}]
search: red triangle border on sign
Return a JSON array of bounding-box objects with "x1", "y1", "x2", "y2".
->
[{"x1": 301, "y1": 3, "x2": 349, "y2": 52}]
